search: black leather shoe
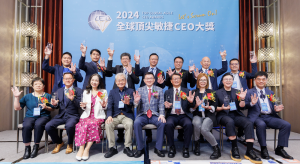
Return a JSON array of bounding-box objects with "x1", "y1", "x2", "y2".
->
[
  {"x1": 231, "y1": 147, "x2": 241, "y2": 162},
  {"x1": 104, "y1": 147, "x2": 118, "y2": 158},
  {"x1": 146, "y1": 136, "x2": 152, "y2": 143},
  {"x1": 134, "y1": 149, "x2": 145, "y2": 158},
  {"x1": 123, "y1": 147, "x2": 134, "y2": 157},
  {"x1": 177, "y1": 135, "x2": 184, "y2": 142},
  {"x1": 154, "y1": 148, "x2": 165, "y2": 157},
  {"x1": 23, "y1": 146, "x2": 31, "y2": 159},
  {"x1": 210, "y1": 145, "x2": 221, "y2": 160},
  {"x1": 261, "y1": 148, "x2": 270, "y2": 159},
  {"x1": 244, "y1": 150, "x2": 262, "y2": 164},
  {"x1": 30, "y1": 144, "x2": 39, "y2": 158},
  {"x1": 275, "y1": 148, "x2": 293, "y2": 159},
  {"x1": 116, "y1": 137, "x2": 124, "y2": 143},
  {"x1": 182, "y1": 147, "x2": 190, "y2": 158},
  {"x1": 168, "y1": 145, "x2": 176, "y2": 158},
  {"x1": 193, "y1": 140, "x2": 200, "y2": 156}
]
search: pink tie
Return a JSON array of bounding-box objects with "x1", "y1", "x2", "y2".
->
[{"x1": 147, "y1": 89, "x2": 152, "y2": 118}]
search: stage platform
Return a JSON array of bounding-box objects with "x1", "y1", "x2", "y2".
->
[{"x1": 0, "y1": 129, "x2": 300, "y2": 164}]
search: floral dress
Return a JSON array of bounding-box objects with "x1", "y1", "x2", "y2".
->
[{"x1": 75, "y1": 94, "x2": 104, "y2": 146}]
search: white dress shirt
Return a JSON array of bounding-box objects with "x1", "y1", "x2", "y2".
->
[
  {"x1": 201, "y1": 68, "x2": 212, "y2": 89},
  {"x1": 171, "y1": 87, "x2": 185, "y2": 114},
  {"x1": 231, "y1": 72, "x2": 242, "y2": 90}
]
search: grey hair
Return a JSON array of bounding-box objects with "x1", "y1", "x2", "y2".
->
[{"x1": 115, "y1": 73, "x2": 126, "y2": 81}]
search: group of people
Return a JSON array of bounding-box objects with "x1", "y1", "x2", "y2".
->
[{"x1": 11, "y1": 44, "x2": 294, "y2": 163}]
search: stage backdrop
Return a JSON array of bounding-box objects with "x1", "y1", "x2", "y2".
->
[{"x1": 63, "y1": 0, "x2": 239, "y2": 92}]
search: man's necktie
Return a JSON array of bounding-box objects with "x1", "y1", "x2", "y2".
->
[
  {"x1": 175, "y1": 89, "x2": 181, "y2": 115},
  {"x1": 64, "y1": 88, "x2": 69, "y2": 107},
  {"x1": 260, "y1": 90, "x2": 265, "y2": 100},
  {"x1": 150, "y1": 68, "x2": 154, "y2": 73},
  {"x1": 147, "y1": 89, "x2": 152, "y2": 118},
  {"x1": 204, "y1": 69, "x2": 208, "y2": 74},
  {"x1": 124, "y1": 67, "x2": 128, "y2": 76}
]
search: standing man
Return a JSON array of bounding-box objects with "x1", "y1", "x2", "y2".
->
[
  {"x1": 42, "y1": 47, "x2": 83, "y2": 93},
  {"x1": 45, "y1": 73, "x2": 82, "y2": 154},
  {"x1": 134, "y1": 53, "x2": 166, "y2": 142},
  {"x1": 164, "y1": 73, "x2": 195, "y2": 158},
  {"x1": 79, "y1": 44, "x2": 112, "y2": 90},
  {"x1": 133, "y1": 72, "x2": 166, "y2": 158},
  {"x1": 245, "y1": 71, "x2": 293, "y2": 160}
]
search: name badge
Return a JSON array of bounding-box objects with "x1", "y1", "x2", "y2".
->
[
  {"x1": 230, "y1": 102, "x2": 237, "y2": 111},
  {"x1": 174, "y1": 101, "x2": 181, "y2": 110},
  {"x1": 232, "y1": 81, "x2": 237, "y2": 88},
  {"x1": 261, "y1": 103, "x2": 268, "y2": 112},
  {"x1": 119, "y1": 101, "x2": 124, "y2": 108},
  {"x1": 98, "y1": 71, "x2": 103, "y2": 78},
  {"x1": 34, "y1": 107, "x2": 41, "y2": 116},
  {"x1": 199, "y1": 103, "x2": 205, "y2": 112}
]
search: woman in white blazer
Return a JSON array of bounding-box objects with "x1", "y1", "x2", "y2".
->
[{"x1": 74, "y1": 73, "x2": 108, "y2": 161}]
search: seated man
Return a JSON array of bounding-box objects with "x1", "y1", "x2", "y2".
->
[
  {"x1": 245, "y1": 71, "x2": 293, "y2": 159},
  {"x1": 215, "y1": 73, "x2": 261, "y2": 164},
  {"x1": 46, "y1": 72, "x2": 82, "y2": 154},
  {"x1": 164, "y1": 73, "x2": 195, "y2": 158},
  {"x1": 104, "y1": 73, "x2": 135, "y2": 158},
  {"x1": 133, "y1": 72, "x2": 166, "y2": 158}
]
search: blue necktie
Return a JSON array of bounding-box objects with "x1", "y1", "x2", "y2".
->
[
  {"x1": 124, "y1": 67, "x2": 128, "y2": 76},
  {"x1": 260, "y1": 90, "x2": 265, "y2": 100},
  {"x1": 204, "y1": 69, "x2": 208, "y2": 74},
  {"x1": 150, "y1": 68, "x2": 154, "y2": 73}
]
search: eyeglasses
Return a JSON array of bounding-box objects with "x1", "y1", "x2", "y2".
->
[
  {"x1": 223, "y1": 78, "x2": 233, "y2": 81},
  {"x1": 175, "y1": 61, "x2": 183, "y2": 64},
  {"x1": 121, "y1": 58, "x2": 129, "y2": 61},
  {"x1": 172, "y1": 78, "x2": 181, "y2": 81},
  {"x1": 230, "y1": 63, "x2": 239, "y2": 66},
  {"x1": 116, "y1": 79, "x2": 126, "y2": 82},
  {"x1": 145, "y1": 78, "x2": 154, "y2": 81},
  {"x1": 63, "y1": 78, "x2": 73, "y2": 80},
  {"x1": 256, "y1": 78, "x2": 267, "y2": 81}
]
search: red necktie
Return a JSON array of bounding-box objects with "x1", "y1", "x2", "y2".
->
[
  {"x1": 147, "y1": 89, "x2": 152, "y2": 118},
  {"x1": 175, "y1": 89, "x2": 181, "y2": 115}
]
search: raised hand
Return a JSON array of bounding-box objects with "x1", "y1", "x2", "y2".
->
[
  {"x1": 195, "y1": 96, "x2": 202, "y2": 108},
  {"x1": 99, "y1": 57, "x2": 106, "y2": 70},
  {"x1": 133, "y1": 91, "x2": 141, "y2": 104},
  {"x1": 44, "y1": 46, "x2": 52, "y2": 56},
  {"x1": 107, "y1": 48, "x2": 114, "y2": 58},
  {"x1": 126, "y1": 63, "x2": 132, "y2": 74},
  {"x1": 167, "y1": 67, "x2": 175, "y2": 77},
  {"x1": 157, "y1": 76, "x2": 165, "y2": 84},
  {"x1": 11, "y1": 87, "x2": 23, "y2": 97},
  {"x1": 274, "y1": 104, "x2": 284, "y2": 112},
  {"x1": 220, "y1": 50, "x2": 227, "y2": 60},
  {"x1": 237, "y1": 88, "x2": 247, "y2": 100},
  {"x1": 66, "y1": 90, "x2": 75, "y2": 101},
  {"x1": 222, "y1": 104, "x2": 230, "y2": 110},
  {"x1": 100, "y1": 99, "x2": 107, "y2": 108},
  {"x1": 80, "y1": 43, "x2": 87, "y2": 55},
  {"x1": 164, "y1": 101, "x2": 173, "y2": 108},
  {"x1": 193, "y1": 68, "x2": 200, "y2": 78},
  {"x1": 134, "y1": 54, "x2": 140, "y2": 64},
  {"x1": 250, "y1": 54, "x2": 258, "y2": 63},
  {"x1": 187, "y1": 91, "x2": 195, "y2": 103},
  {"x1": 251, "y1": 93, "x2": 259, "y2": 105},
  {"x1": 51, "y1": 99, "x2": 59, "y2": 106},
  {"x1": 38, "y1": 103, "x2": 46, "y2": 109},
  {"x1": 69, "y1": 62, "x2": 77, "y2": 73},
  {"x1": 189, "y1": 64, "x2": 195, "y2": 73},
  {"x1": 122, "y1": 96, "x2": 130, "y2": 105},
  {"x1": 80, "y1": 102, "x2": 88, "y2": 108}
]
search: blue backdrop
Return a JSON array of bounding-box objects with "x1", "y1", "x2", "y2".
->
[{"x1": 63, "y1": 0, "x2": 239, "y2": 93}]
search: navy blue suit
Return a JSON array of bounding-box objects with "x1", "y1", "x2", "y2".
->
[
  {"x1": 134, "y1": 64, "x2": 165, "y2": 89},
  {"x1": 79, "y1": 56, "x2": 112, "y2": 90},
  {"x1": 42, "y1": 58, "x2": 83, "y2": 93},
  {"x1": 245, "y1": 87, "x2": 291, "y2": 147},
  {"x1": 219, "y1": 63, "x2": 258, "y2": 90},
  {"x1": 164, "y1": 87, "x2": 194, "y2": 148},
  {"x1": 106, "y1": 87, "x2": 134, "y2": 121},
  {"x1": 199, "y1": 60, "x2": 228, "y2": 91},
  {"x1": 45, "y1": 87, "x2": 82, "y2": 144}
]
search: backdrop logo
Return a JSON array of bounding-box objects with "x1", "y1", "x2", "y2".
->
[{"x1": 88, "y1": 10, "x2": 112, "y2": 32}]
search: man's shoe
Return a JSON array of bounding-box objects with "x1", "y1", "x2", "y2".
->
[
  {"x1": 65, "y1": 144, "x2": 73, "y2": 154},
  {"x1": 275, "y1": 148, "x2": 293, "y2": 159},
  {"x1": 230, "y1": 147, "x2": 241, "y2": 162},
  {"x1": 210, "y1": 145, "x2": 221, "y2": 160},
  {"x1": 154, "y1": 148, "x2": 165, "y2": 157},
  {"x1": 261, "y1": 148, "x2": 270, "y2": 159},
  {"x1": 104, "y1": 147, "x2": 118, "y2": 158},
  {"x1": 23, "y1": 146, "x2": 31, "y2": 159},
  {"x1": 51, "y1": 142, "x2": 64, "y2": 154},
  {"x1": 30, "y1": 144, "x2": 39, "y2": 158},
  {"x1": 182, "y1": 147, "x2": 190, "y2": 158},
  {"x1": 168, "y1": 145, "x2": 176, "y2": 158},
  {"x1": 123, "y1": 147, "x2": 134, "y2": 157},
  {"x1": 134, "y1": 149, "x2": 145, "y2": 158},
  {"x1": 193, "y1": 140, "x2": 200, "y2": 156},
  {"x1": 244, "y1": 150, "x2": 262, "y2": 164},
  {"x1": 146, "y1": 136, "x2": 152, "y2": 143}
]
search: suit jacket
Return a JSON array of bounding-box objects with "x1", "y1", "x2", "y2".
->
[
  {"x1": 106, "y1": 60, "x2": 140, "y2": 90},
  {"x1": 199, "y1": 60, "x2": 228, "y2": 91},
  {"x1": 107, "y1": 87, "x2": 135, "y2": 121},
  {"x1": 164, "y1": 87, "x2": 194, "y2": 119},
  {"x1": 42, "y1": 58, "x2": 83, "y2": 93},
  {"x1": 134, "y1": 64, "x2": 165, "y2": 89},
  {"x1": 245, "y1": 87, "x2": 280, "y2": 123},
  {"x1": 80, "y1": 89, "x2": 108, "y2": 119},
  {"x1": 79, "y1": 56, "x2": 113, "y2": 90},
  {"x1": 191, "y1": 88, "x2": 217, "y2": 127},
  {"x1": 215, "y1": 87, "x2": 246, "y2": 123},
  {"x1": 135, "y1": 85, "x2": 165, "y2": 118},
  {"x1": 218, "y1": 63, "x2": 258, "y2": 90},
  {"x1": 165, "y1": 69, "x2": 196, "y2": 89},
  {"x1": 53, "y1": 87, "x2": 82, "y2": 119}
]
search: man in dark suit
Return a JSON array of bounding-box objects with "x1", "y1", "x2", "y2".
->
[
  {"x1": 164, "y1": 73, "x2": 195, "y2": 158},
  {"x1": 245, "y1": 71, "x2": 293, "y2": 159},
  {"x1": 79, "y1": 45, "x2": 112, "y2": 90},
  {"x1": 45, "y1": 72, "x2": 82, "y2": 154},
  {"x1": 194, "y1": 52, "x2": 228, "y2": 91},
  {"x1": 134, "y1": 53, "x2": 166, "y2": 142},
  {"x1": 104, "y1": 73, "x2": 135, "y2": 158},
  {"x1": 215, "y1": 73, "x2": 261, "y2": 163},
  {"x1": 42, "y1": 49, "x2": 83, "y2": 93}
]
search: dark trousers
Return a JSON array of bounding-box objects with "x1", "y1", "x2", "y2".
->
[
  {"x1": 22, "y1": 117, "x2": 50, "y2": 143},
  {"x1": 45, "y1": 115, "x2": 79, "y2": 144},
  {"x1": 134, "y1": 115, "x2": 165, "y2": 150},
  {"x1": 218, "y1": 112, "x2": 254, "y2": 140},
  {"x1": 165, "y1": 114, "x2": 193, "y2": 148},
  {"x1": 254, "y1": 115, "x2": 291, "y2": 147}
]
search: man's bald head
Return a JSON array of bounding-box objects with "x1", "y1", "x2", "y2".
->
[{"x1": 200, "y1": 56, "x2": 211, "y2": 69}]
